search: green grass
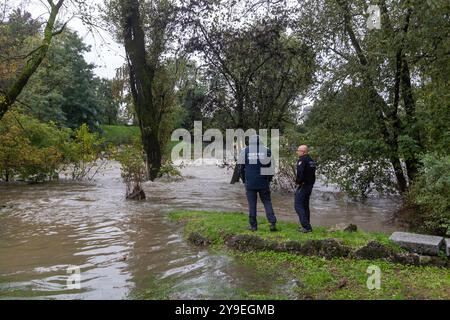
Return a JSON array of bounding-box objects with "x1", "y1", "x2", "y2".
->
[
  {"x1": 232, "y1": 251, "x2": 450, "y2": 299},
  {"x1": 130, "y1": 275, "x2": 177, "y2": 300},
  {"x1": 100, "y1": 125, "x2": 140, "y2": 145},
  {"x1": 168, "y1": 210, "x2": 450, "y2": 300},
  {"x1": 168, "y1": 210, "x2": 402, "y2": 250}
]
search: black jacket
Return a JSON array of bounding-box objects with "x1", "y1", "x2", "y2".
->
[
  {"x1": 238, "y1": 136, "x2": 274, "y2": 189},
  {"x1": 296, "y1": 155, "x2": 316, "y2": 186}
]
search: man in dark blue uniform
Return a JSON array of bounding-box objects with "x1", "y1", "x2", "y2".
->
[
  {"x1": 238, "y1": 135, "x2": 277, "y2": 232},
  {"x1": 295, "y1": 145, "x2": 316, "y2": 233}
]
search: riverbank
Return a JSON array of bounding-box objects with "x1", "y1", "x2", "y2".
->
[{"x1": 169, "y1": 210, "x2": 450, "y2": 299}]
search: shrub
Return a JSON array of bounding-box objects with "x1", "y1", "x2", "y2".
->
[
  {"x1": 409, "y1": 153, "x2": 450, "y2": 235},
  {"x1": 0, "y1": 111, "x2": 70, "y2": 182},
  {"x1": 0, "y1": 112, "x2": 113, "y2": 182}
]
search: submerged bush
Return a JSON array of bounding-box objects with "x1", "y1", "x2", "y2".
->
[
  {"x1": 0, "y1": 112, "x2": 112, "y2": 182},
  {"x1": 158, "y1": 161, "x2": 181, "y2": 178},
  {"x1": 114, "y1": 138, "x2": 147, "y2": 199},
  {"x1": 62, "y1": 123, "x2": 112, "y2": 180}
]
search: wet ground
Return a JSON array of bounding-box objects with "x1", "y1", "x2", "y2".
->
[{"x1": 0, "y1": 161, "x2": 404, "y2": 299}]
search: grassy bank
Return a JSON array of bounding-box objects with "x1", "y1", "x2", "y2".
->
[
  {"x1": 100, "y1": 125, "x2": 181, "y2": 157},
  {"x1": 100, "y1": 125, "x2": 140, "y2": 145},
  {"x1": 168, "y1": 210, "x2": 450, "y2": 300}
]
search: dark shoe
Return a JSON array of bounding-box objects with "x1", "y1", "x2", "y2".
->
[
  {"x1": 299, "y1": 227, "x2": 312, "y2": 233},
  {"x1": 270, "y1": 224, "x2": 278, "y2": 232},
  {"x1": 248, "y1": 226, "x2": 257, "y2": 232}
]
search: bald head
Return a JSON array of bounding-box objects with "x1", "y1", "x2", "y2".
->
[{"x1": 297, "y1": 145, "x2": 309, "y2": 157}]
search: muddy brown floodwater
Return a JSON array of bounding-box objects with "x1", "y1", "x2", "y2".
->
[{"x1": 0, "y1": 161, "x2": 405, "y2": 299}]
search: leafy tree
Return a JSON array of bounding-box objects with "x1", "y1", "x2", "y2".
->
[
  {"x1": 0, "y1": 8, "x2": 41, "y2": 97},
  {"x1": 186, "y1": 12, "x2": 315, "y2": 131},
  {"x1": 19, "y1": 30, "x2": 109, "y2": 129},
  {"x1": 304, "y1": 85, "x2": 397, "y2": 197},
  {"x1": 97, "y1": 79, "x2": 120, "y2": 126},
  {"x1": 176, "y1": 61, "x2": 208, "y2": 132},
  {"x1": 294, "y1": 0, "x2": 449, "y2": 193},
  {"x1": 0, "y1": 0, "x2": 66, "y2": 120}
]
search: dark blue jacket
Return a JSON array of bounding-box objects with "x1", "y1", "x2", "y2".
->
[
  {"x1": 238, "y1": 137, "x2": 274, "y2": 190},
  {"x1": 296, "y1": 154, "x2": 316, "y2": 186}
]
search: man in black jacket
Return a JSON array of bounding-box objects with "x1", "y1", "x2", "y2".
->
[{"x1": 295, "y1": 145, "x2": 316, "y2": 233}]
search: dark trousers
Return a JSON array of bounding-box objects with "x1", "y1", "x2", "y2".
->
[
  {"x1": 295, "y1": 184, "x2": 314, "y2": 230},
  {"x1": 246, "y1": 188, "x2": 277, "y2": 228}
]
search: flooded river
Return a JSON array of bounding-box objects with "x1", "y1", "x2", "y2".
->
[{"x1": 0, "y1": 161, "x2": 404, "y2": 299}]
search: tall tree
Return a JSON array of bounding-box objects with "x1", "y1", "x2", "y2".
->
[
  {"x1": 106, "y1": 0, "x2": 178, "y2": 179},
  {"x1": 184, "y1": 2, "x2": 315, "y2": 131}
]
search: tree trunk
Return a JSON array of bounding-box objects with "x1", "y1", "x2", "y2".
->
[
  {"x1": 120, "y1": 0, "x2": 162, "y2": 180},
  {"x1": 141, "y1": 127, "x2": 161, "y2": 180},
  {"x1": 369, "y1": 85, "x2": 408, "y2": 193},
  {"x1": 235, "y1": 86, "x2": 245, "y2": 129},
  {"x1": 382, "y1": 0, "x2": 420, "y2": 184},
  {"x1": 401, "y1": 57, "x2": 420, "y2": 181}
]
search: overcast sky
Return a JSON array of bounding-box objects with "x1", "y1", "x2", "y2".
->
[{"x1": 10, "y1": 0, "x2": 125, "y2": 79}]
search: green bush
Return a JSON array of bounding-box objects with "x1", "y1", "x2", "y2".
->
[
  {"x1": 0, "y1": 111, "x2": 70, "y2": 182},
  {"x1": 0, "y1": 112, "x2": 113, "y2": 182},
  {"x1": 409, "y1": 153, "x2": 450, "y2": 235}
]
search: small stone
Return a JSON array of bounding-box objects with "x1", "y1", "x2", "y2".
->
[
  {"x1": 389, "y1": 232, "x2": 444, "y2": 256},
  {"x1": 328, "y1": 223, "x2": 357, "y2": 232}
]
